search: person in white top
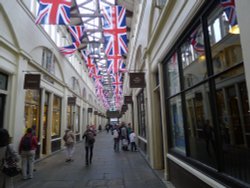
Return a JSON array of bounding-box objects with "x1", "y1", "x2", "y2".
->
[
  {"x1": 113, "y1": 127, "x2": 120, "y2": 152},
  {"x1": 129, "y1": 130, "x2": 137, "y2": 152}
]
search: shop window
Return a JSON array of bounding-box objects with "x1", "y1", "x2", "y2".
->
[
  {"x1": 167, "y1": 52, "x2": 180, "y2": 96},
  {"x1": 169, "y1": 95, "x2": 186, "y2": 154},
  {"x1": 164, "y1": 0, "x2": 250, "y2": 185},
  {"x1": 25, "y1": 90, "x2": 40, "y2": 139},
  {"x1": 75, "y1": 106, "x2": 80, "y2": 133},
  {"x1": 67, "y1": 105, "x2": 73, "y2": 129},
  {"x1": 208, "y1": 7, "x2": 243, "y2": 75},
  {"x1": 137, "y1": 90, "x2": 146, "y2": 139},
  {"x1": 215, "y1": 70, "x2": 250, "y2": 183},
  {"x1": 181, "y1": 24, "x2": 207, "y2": 89},
  {"x1": 52, "y1": 95, "x2": 61, "y2": 138},
  {"x1": 185, "y1": 83, "x2": 216, "y2": 167}
]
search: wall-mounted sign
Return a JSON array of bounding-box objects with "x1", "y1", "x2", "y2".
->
[
  {"x1": 88, "y1": 108, "x2": 93, "y2": 113},
  {"x1": 24, "y1": 74, "x2": 41, "y2": 90},
  {"x1": 124, "y1": 96, "x2": 133, "y2": 104},
  {"x1": 129, "y1": 72, "x2": 146, "y2": 88},
  {"x1": 67, "y1": 97, "x2": 76, "y2": 105},
  {"x1": 121, "y1": 104, "x2": 128, "y2": 112}
]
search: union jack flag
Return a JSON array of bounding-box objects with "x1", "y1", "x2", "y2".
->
[
  {"x1": 36, "y1": 0, "x2": 71, "y2": 25},
  {"x1": 59, "y1": 43, "x2": 77, "y2": 56},
  {"x1": 102, "y1": 5, "x2": 128, "y2": 56},
  {"x1": 190, "y1": 29, "x2": 204, "y2": 53},
  {"x1": 112, "y1": 73, "x2": 123, "y2": 87},
  {"x1": 80, "y1": 49, "x2": 90, "y2": 62},
  {"x1": 220, "y1": 0, "x2": 238, "y2": 27},
  {"x1": 107, "y1": 56, "x2": 127, "y2": 74},
  {"x1": 68, "y1": 25, "x2": 85, "y2": 47}
]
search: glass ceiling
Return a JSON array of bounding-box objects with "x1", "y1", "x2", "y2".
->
[{"x1": 70, "y1": 0, "x2": 129, "y2": 111}]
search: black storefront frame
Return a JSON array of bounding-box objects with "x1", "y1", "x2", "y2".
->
[{"x1": 162, "y1": 0, "x2": 249, "y2": 187}]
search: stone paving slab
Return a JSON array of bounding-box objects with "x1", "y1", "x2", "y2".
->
[{"x1": 14, "y1": 131, "x2": 167, "y2": 188}]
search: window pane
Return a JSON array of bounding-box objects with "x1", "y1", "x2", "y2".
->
[
  {"x1": 167, "y1": 52, "x2": 180, "y2": 96},
  {"x1": 181, "y1": 25, "x2": 207, "y2": 88},
  {"x1": 215, "y1": 68, "x2": 250, "y2": 183},
  {"x1": 0, "y1": 73, "x2": 8, "y2": 90},
  {"x1": 25, "y1": 90, "x2": 40, "y2": 140},
  {"x1": 208, "y1": 5, "x2": 243, "y2": 75},
  {"x1": 52, "y1": 96, "x2": 61, "y2": 138},
  {"x1": 185, "y1": 83, "x2": 216, "y2": 167},
  {"x1": 169, "y1": 95, "x2": 186, "y2": 153},
  {"x1": 137, "y1": 90, "x2": 146, "y2": 139},
  {"x1": 75, "y1": 106, "x2": 80, "y2": 133}
]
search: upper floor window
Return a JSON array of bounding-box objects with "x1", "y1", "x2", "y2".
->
[
  {"x1": 155, "y1": 0, "x2": 167, "y2": 8},
  {"x1": 42, "y1": 48, "x2": 55, "y2": 74}
]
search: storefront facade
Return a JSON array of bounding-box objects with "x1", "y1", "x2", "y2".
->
[
  {"x1": 125, "y1": 0, "x2": 250, "y2": 187},
  {"x1": 0, "y1": 1, "x2": 106, "y2": 159}
]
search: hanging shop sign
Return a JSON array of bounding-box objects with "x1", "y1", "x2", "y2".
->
[
  {"x1": 67, "y1": 97, "x2": 76, "y2": 105},
  {"x1": 124, "y1": 96, "x2": 133, "y2": 104},
  {"x1": 129, "y1": 72, "x2": 146, "y2": 88},
  {"x1": 121, "y1": 104, "x2": 128, "y2": 112},
  {"x1": 24, "y1": 74, "x2": 41, "y2": 90},
  {"x1": 88, "y1": 108, "x2": 93, "y2": 113}
]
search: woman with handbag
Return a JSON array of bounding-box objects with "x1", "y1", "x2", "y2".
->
[{"x1": 0, "y1": 128, "x2": 20, "y2": 188}]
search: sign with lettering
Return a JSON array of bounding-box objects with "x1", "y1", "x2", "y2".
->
[
  {"x1": 67, "y1": 97, "x2": 76, "y2": 105},
  {"x1": 124, "y1": 96, "x2": 133, "y2": 104},
  {"x1": 24, "y1": 74, "x2": 41, "y2": 90},
  {"x1": 129, "y1": 72, "x2": 146, "y2": 88}
]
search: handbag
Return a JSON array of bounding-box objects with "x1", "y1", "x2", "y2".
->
[{"x1": 1, "y1": 145, "x2": 20, "y2": 177}]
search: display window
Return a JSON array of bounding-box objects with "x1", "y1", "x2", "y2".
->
[
  {"x1": 25, "y1": 89, "x2": 40, "y2": 139},
  {"x1": 75, "y1": 106, "x2": 80, "y2": 133},
  {"x1": 169, "y1": 95, "x2": 186, "y2": 154},
  {"x1": 137, "y1": 90, "x2": 146, "y2": 139},
  {"x1": 164, "y1": 0, "x2": 250, "y2": 185},
  {"x1": 181, "y1": 24, "x2": 207, "y2": 89},
  {"x1": 52, "y1": 95, "x2": 61, "y2": 138},
  {"x1": 67, "y1": 105, "x2": 73, "y2": 130}
]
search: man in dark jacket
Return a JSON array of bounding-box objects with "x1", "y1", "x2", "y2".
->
[{"x1": 82, "y1": 125, "x2": 96, "y2": 166}]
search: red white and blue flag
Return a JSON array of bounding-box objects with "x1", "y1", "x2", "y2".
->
[
  {"x1": 190, "y1": 30, "x2": 204, "y2": 53},
  {"x1": 220, "y1": 0, "x2": 238, "y2": 27},
  {"x1": 35, "y1": 0, "x2": 71, "y2": 25},
  {"x1": 102, "y1": 5, "x2": 128, "y2": 56},
  {"x1": 107, "y1": 56, "x2": 127, "y2": 74},
  {"x1": 59, "y1": 43, "x2": 77, "y2": 56},
  {"x1": 68, "y1": 25, "x2": 85, "y2": 47}
]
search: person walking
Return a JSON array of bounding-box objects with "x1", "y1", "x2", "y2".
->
[
  {"x1": 63, "y1": 126, "x2": 75, "y2": 162},
  {"x1": 19, "y1": 128, "x2": 38, "y2": 180},
  {"x1": 0, "y1": 128, "x2": 20, "y2": 188},
  {"x1": 129, "y1": 129, "x2": 137, "y2": 152},
  {"x1": 82, "y1": 125, "x2": 96, "y2": 166},
  {"x1": 113, "y1": 126, "x2": 120, "y2": 152}
]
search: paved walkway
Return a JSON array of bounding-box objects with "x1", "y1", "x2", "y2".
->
[{"x1": 14, "y1": 131, "x2": 167, "y2": 188}]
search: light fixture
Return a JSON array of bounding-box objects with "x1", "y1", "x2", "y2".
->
[
  {"x1": 229, "y1": 25, "x2": 240, "y2": 35},
  {"x1": 198, "y1": 54, "x2": 206, "y2": 62}
]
